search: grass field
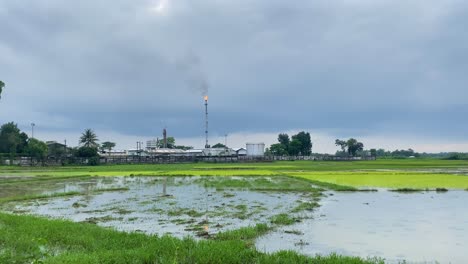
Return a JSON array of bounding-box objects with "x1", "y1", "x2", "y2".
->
[
  {"x1": 1, "y1": 159, "x2": 467, "y2": 263},
  {"x1": 2, "y1": 159, "x2": 468, "y2": 189},
  {"x1": 0, "y1": 213, "x2": 384, "y2": 264}
]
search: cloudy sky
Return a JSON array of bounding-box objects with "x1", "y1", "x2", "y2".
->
[{"x1": 1, "y1": 0, "x2": 468, "y2": 153}]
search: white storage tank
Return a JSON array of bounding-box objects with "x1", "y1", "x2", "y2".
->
[{"x1": 246, "y1": 143, "x2": 265, "y2": 156}]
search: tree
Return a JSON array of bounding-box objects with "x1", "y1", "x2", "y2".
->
[
  {"x1": 0, "y1": 122, "x2": 22, "y2": 156},
  {"x1": 376, "y1": 148, "x2": 388, "y2": 157},
  {"x1": 291, "y1": 131, "x2": 312, "y2": 155},
  {"x1": 288, "y1": 139, "x2": 302, "y2": 156},
  {"x1": 25, "y1": 138, "x2": 48, "y2": 161},
  {"x1": 269, "y1": 143, "x2": 288, "y2": 156},
  {"x1": 80, "y1": 129, "x2": 99, "y2": 148},
  {"x1": 346, "y1": 138, "x2": 364, "y2": 156},
  {"x1": 48, "y1": 142, "x2": 66, "y2": 159},
  {"x1": 157, "y1": 137, "x2": 175, "y2": 149},
  {"x1": 335, "y1": 139, "x2": 347, "y2": 153},
  {"x1": 101, "y1": 141, "x2": 116, "y2": 154},
  {"x1": 278, "y1": 134, "x2": 290, "y2": 150},
  {"x1": 212, "y1": 143, "x2": 226, "y2": 148},
  {"x1": 17, "y1": 132, "x2": 29, "y2": 154},
  {"x1": 76, "y1": 146, "x2": 98, "y2": 158},
  {"x1": 370, "y1": 149, "x2": 377, "y2": 157},
  {"x1": 0, "y1": 80, "x2": 4, "y2": 99},
  {"x1": 335, "y1": 138, "x2": 364, "y2": 156},
  {"x1": 174, "y1": 145, "x2": 193, "y2": 150}
]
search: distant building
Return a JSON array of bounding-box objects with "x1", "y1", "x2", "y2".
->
[
  {"x1": 203, "y1": 148, "x2": 237, "y2": 156},
  {"x1": 233, "y1": 148, "x2": 247, "y2": 156},
  {"x1": 146, "y1": 139, "x2": 159, "y2": 150},
  {"x1": 127, "y1": 149, "x2": 149, "y2": 156},
  {"x1": 99, "y1": 150, "x2": 127, "y2": 157},
  {"x1": 46, "y1": 141, "x2": 67, "y2": 158},
  {"x1": 147, "y1": 148, "x2": 186, "y2": 156},
  {"x1": 246, "y1": 143, "x2": 265, "y2": 156},
  {"x1": 185, "y1": 149, "x2": 204, "y2": 156}
]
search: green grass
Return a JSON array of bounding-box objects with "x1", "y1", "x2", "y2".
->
[
  {"x1": 167, "y1": 208, "x2": 205, "y2": 218},
  {"x1": 270, "y1": 213, "x2": 296, "y2": 226},
  {"x1": 1, "y1": 159, "x2": 467, "y2": 263},
  {"x1": 197, "y1": 176, "x2": 322, "y2": 192},
  {"x1": 291, "y1": 171, "x2": 468, "y2": 189},
  {"x1": 0, "y1": 191, "x2": 82, "y2": 203},
  {"x1": 0, "y1": 213, "x2": 383, "y2": 264},
  {"x1": 291, "y1": 201, "x2": 320, "y2": 213},
  {"x1": 216, "y1": 223, "x2": 270, "y2": 241},
  {"x1": 3, "y1": 159, "x2": 468, "y2": 189}
]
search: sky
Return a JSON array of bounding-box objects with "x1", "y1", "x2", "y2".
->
[{"x1": 1, "y1": 0, "x2": 468, "y2": 153}]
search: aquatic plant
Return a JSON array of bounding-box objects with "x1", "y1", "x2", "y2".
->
[{"x1": 270, "y1": 213, "x2": 296, "y2": 225}]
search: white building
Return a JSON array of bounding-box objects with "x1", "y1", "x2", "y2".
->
[
  {"x1": 233, "y1": 148, "x2": 247, "y2": 156},
  {"x1": 246, "y1": 143, "x2": 265, "y2": 156},
  {"x1": 146, "y1": 139, "x2": 158, "y2": 150},
  {"x1": 203, "y1": 148, "x2": 237, "y2": 156},
  {"x1": 185, "y1": 149, "x2": 204, "y2": 156}
]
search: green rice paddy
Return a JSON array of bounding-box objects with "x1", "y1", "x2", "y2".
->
[
  {"x1": 2, "y1": 159, "x2": 468, "y2": 189},
  {"x1": 1, "y1": 159, "x2": 467, "y2": 263}
]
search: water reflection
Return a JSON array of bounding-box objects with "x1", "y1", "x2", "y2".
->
[{"x1": 256, "y1": 191, "x2": 468, "y2": 264}]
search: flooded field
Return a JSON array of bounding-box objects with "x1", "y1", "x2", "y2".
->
[
  {"x1": 257, "y1": 190, "x2": 468, "y2": 264},
  {"x1": 1, "y1": 175, "x2": 467, "y2": 263},
  {"x1": 0, "y1": 176, "x2": 316, "y2": 238}
]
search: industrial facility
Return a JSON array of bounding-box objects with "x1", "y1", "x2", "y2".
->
[{"x1": 101, "y1": 96, "x2": 265, "y2": 158}]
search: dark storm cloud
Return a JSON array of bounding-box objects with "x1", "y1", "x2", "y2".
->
[{"x1": 1, "y1": 0, "x2": 468, "y2": 146}]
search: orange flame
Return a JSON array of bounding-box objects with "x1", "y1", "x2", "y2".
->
[{"x1": 204, "y1": 96, "x2": 208, "y2": 101}]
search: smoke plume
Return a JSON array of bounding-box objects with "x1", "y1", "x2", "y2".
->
[{"x1": 176, "y1": 52, "x2": 209, "y2": 96}]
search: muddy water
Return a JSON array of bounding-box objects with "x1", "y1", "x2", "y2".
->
[
  {"x1": 1, "y1": 176, "x2": 305, "y2": 238},
  {"x1": 256, "y1": 191, "x2": 468, "y2": 264}
]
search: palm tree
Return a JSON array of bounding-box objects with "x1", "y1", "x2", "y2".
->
[
  {"x1": 0, "y1": 80, "x2": 4, "y2": 99},
  {"x1": 101, "y1": 141, "x2": 116, "y2": 155},
  {"x1": 80, "y1": 129, "x2": 98, "y2": 148}
]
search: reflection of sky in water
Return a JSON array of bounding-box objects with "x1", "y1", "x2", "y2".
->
[
  {"x1": 256, "y1": 191, "x2": 468, "y2": 264},
  {"x1": 6, "y1": 176, "x2": 303, "y2": 238}
]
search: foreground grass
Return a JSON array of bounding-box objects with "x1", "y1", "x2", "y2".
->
[{"x1": 0, "y1": 213, "x2": 382, "y2": 264}]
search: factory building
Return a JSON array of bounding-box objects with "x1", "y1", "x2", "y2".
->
[
  {"x1": 202, "y1": 148, "x2": 237, "y2": 156},
  {"x1": 146, "y1": 139, "x2": 158, "y2": 150}
]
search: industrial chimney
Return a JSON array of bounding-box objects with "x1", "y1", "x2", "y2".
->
[
  {"x1": 163, "y1": 128, "x2": 167, "y2": 149},
  {"x1": 204, "y1": 96, "x2": 209, "y2": 148}
]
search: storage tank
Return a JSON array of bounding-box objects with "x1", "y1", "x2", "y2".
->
[{"x1": 246, "y1": 143, "x2": 265, "y2": 156}]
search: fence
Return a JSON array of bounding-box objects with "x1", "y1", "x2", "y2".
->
[{"x1": 1, "y1": 155, "x2": 376, "y2": 166}]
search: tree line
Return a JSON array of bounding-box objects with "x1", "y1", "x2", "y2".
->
[
  {"x1": 0, "y1": 121, "x2": 199, "y2": 165},
  {"x1": 0, "y1": 123, "x2": 116, "y2": 165},
  {"x1": 266, "y1": 132, "x2": 312, "y2": 156},
  {"x1": 0, "y1": 122, "x2": 48, "y2": 160}
]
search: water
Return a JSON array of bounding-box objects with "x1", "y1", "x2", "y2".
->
[
  {"x1": 3, "y1": 176, "x2": 467, "y2": 263},
  {"x1": 2, "y1": 176, "x2": 305, "y2": 238},
  {"x1": 256, "y1": 191, "x2": 468, "y2": 264}
]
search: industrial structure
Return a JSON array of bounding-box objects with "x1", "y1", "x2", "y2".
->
[
  {"x1": 99, "y1": 97, "x2": 266, "y2": 159},
  {"x1": 204, "y1": 96, "x2": 209, "y2": 148},
  {"x1": 246, "y1": 143, "x2": 265, "y2": 156}
]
